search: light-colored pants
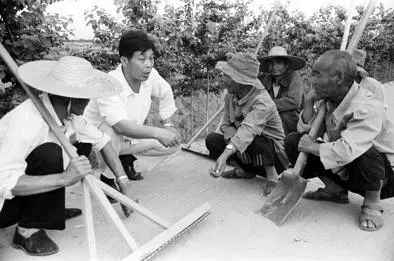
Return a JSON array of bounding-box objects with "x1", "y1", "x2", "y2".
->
[{"x1": 97, "y1": 123, "x2": 178, "y2": 178}]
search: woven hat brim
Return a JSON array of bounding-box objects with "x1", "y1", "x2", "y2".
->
[
  {"x1": 18, "y1": 61, "x2": 122, "y2": 99},
  {"x1": 216, "y1": 61, "x2": 264, "y2": 90},
  {"x1": 258, "y1": 55, "x2": 306, "y2": 72}
]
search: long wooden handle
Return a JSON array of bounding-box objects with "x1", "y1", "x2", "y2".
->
[
  {"x1": 346, "y1": 0, "x2": 377, "y2": 54},
  {"x1": 254, "y1": 1, "x2": 280, "y2": 56},
  {"x1": 293, "y1": 104, "x2": 326, "y2": 174},
  {"x1": 340, "y1": 0, "x2": 355, "y2": 51}
]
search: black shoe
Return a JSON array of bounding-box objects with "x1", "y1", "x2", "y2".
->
[
  {"x1": 100, "y1": 174, "x2": 118, "y2": 203},
  {"x1": 119, "y1": 154, "x2": 144, "y2": 180},
  {"x1": 12, "y1": 228, "x2": 59, "y2": 256},
  {"x1": 65, "y1": 208, "x2": 82, "y2": 220}
]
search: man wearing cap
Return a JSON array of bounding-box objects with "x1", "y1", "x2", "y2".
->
[
  {"x1": 0, "y1": 56, "x2": 135, "y2": 255},
  {"x1": 84, "y1": 30, "x2": 181, "y2": 185},
  {"x1": 284, "y1": 50, "x2": 394, "y2": 231},
  {"x1": 205, "y1": 53, "x2": 288, "y2": 195},
  {"x1": 258, "y1": 46, "x2": 306, "y2": 135}
]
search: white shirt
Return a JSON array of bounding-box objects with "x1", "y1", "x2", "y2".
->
[
  {"x1": 84, "y1": 65, "x2": 177, "y2": 128},
  {"x1": 298, "y1": 82, "x2": 394, "y2": 170},
  {"x1": 0, "y1": 94, "x2": 110, "y2": 211}
]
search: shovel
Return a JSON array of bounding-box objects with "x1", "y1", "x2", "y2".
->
[{"x1": 257, "y1": 104, "x2": 326, "y2": 226}]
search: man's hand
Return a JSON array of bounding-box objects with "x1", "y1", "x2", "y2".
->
[
  {"x1": 156, "y1": 128, "x2": 180, "y2": 147},
  {"x1": 210, "y1": 154, "x2": 227, "y2": 178},
  {"x1": 117, "y1": 180, "x2": 138, "y2": 217},
  {"x1": 164, "y1": 126, "x2": 182, "y2": 144},
  {"x1": 298, "y1": 134, "x2": 315, "y2": 153},
  {"x1": 63, "y1": 156, "x2": 93, "y2": 186}
]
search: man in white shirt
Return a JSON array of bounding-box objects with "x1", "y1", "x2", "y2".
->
[
  {"x1": 0, "y1": 56, "x2": 134, "y2": 256},
  {"x1": 284, "y1": 50, "x2": 394, "y2": 232},
  {"x1": 84, "y1": 30, "x2": 181, "y2": 183}
]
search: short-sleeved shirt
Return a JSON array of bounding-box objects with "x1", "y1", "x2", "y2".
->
[{"x1": 84, "y1": 65, "x2": 177, "y2": 128}]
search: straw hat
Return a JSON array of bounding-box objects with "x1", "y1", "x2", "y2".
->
[
  {"x1": 215, "y1": 52, "x2": 264, "y2": 89},
  {"x1": 351, "y1": 49, "x2": 368, "y2": 75},
  {"x1": 258, "y1": 46, "x2": 306, "y2": 73},
  {"x1": 17, "y1": 56, "x2": 122, "y2": 99}
]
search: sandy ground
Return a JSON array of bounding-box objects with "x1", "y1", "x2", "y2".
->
[{"x1": 0, "y1": 83, "x2": 393, "y2": 261}]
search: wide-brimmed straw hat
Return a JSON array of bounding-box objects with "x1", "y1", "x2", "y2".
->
[
  {"x1": 215, "y1": 52, "x2": 264, "y2": 89},
  {"x1": 351, "y1": 49, "x2": 368, "y2": 75},
  {"x1": 18, "y1": 56, "x2": 122, "y2": 99},
  {"x1": 258, "y1": 46, "x2": 306, "y2": 73}
]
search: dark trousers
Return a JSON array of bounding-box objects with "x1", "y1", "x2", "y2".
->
[
  {"x1": 0, "y1": 142, "x2": 92, "y2": 230},
  {"x1": 205, "y1": 132, "x2": 284, "y2": 176},
  {"x1": 279, "y1": 110, "x2": 299, "y2": 135},
  {"x1": 285, "y1": 132, "x2": 394, "y2": 199}
]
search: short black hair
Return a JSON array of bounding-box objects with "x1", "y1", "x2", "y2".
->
[{"x1": 118, "y1": 30, "x2": 156, "y2": 59}]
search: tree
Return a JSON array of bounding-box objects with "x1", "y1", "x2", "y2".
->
[{"x1": 0, "y1": 0, "x2": 73, "y2": 116}]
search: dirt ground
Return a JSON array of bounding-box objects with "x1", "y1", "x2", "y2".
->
[{"x1": 0, "y1": 83, "x2": 393, "y2": 261}]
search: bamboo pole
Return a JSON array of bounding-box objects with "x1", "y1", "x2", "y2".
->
[
  {"x1": 340, "y1": 0, "x2": 355, "y2": 50},
  {"x1": 346, "y1": 0, "x2": 377, "y2": 54}
]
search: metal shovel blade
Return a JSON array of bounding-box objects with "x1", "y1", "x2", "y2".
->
[{"x1": 257, "y1": 173, "x2": 307, "y2": 226}]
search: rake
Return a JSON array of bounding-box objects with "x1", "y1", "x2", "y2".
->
[{"x1": 0, "y1": 43, "x2": 211, "y2": 261}]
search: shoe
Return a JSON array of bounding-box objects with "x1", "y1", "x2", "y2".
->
[
  {"x1": 100, "y1": 174, "x2": 118, "y2": 203},
  {"x1": 303, "y1": 188, "x2": 349, "y2": 204},
  {"x1": 119, "y1": 154, "x2": 144, "y2": 180},
  {"x1": 12, "y1": 228, "x2": 59, "y2": 256},
  {"x1": 65, "y1": 208, "x2": 82, "y2": 220}
]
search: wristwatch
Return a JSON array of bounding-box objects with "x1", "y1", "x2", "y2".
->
[
  {"x1": 163, "y1": 122, "x2": 174, "y2": 128},
  {"x1": 225, "y1": 143, "x2": 236, "y2": 152}
]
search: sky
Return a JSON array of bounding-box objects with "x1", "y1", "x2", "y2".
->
[{"x1": 46, "y1": 0, "x2": 394, "y2": 40}]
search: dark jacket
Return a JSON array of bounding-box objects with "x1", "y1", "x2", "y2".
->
[{"x1": 258, "y1": 71, "x2": 304, "y2": 112}]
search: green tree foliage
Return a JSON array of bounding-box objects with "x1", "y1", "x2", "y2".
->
[
  {"x1": 83, "y1": 0, "x2": 393, "y2": 98},
  {"x1": 0, "y1": 0, "x2": 73, "y2": 116}
]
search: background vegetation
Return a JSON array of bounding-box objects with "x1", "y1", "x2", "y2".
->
[{"x1": 1, "y1": 0, "x2": 393, "y2": 140}]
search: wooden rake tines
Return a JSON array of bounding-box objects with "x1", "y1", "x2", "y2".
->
[{"x1": 0, "y1": 43, "x2": 211, "y2": 261}]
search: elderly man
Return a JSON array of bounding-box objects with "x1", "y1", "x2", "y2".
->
[
  {"x1": 84, "y1": 30, "x2": 181, "y2": 185},
  {"x1": 0, "y1": 56, "x2": 134, "y2": 255},
  {"x1": 258, "y1": 46, "x2": 306, "y2": 135},
  {"x1": 285, "y1": 50, "x2": 394, "y2": 231},
  {"x1": 205, "y1": 53, "x2": 288, "y2": 195}
]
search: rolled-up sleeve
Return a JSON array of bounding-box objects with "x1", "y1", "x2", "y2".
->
[
  {"x1": 0, "y1": 113, "x2": 42, "y2": 205},
  {"x1": 96, "y1": 96, "x2": 127, "y2": 126},
  {"x1": 231, "y1": 101, "x2": 276, "y2": 153},
  {"x1": 71, "y1": 116, "x2": 111, "y2": 152},
  {"x1": 319, "y1": 105, "x2": 383, "y2": 170},
  {"x1": 150, "y1": 69, "x2": 177, "y2": 120}
]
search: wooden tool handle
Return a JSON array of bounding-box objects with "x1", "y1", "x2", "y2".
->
[
  {"x1": 293, "y1": 103, "x2": 326, "y2": 174},
  {"x1": 346, "y1": 0, "x2": 377, "y2": 54}
]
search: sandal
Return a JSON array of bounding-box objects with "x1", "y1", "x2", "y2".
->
[
  {"x1": 359, "y1": 205, "x2": 384, "y2": 232},
  {"x1": 303, "y1": 188, "x2": 349, "y2": 204},
  {"x1": 222, "y1": 168, "x2": 255, "y2": 179},
  {"x1": 126, "y1": 170, "x2": 144, "y2": 181}
]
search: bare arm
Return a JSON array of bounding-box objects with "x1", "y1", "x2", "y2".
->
[
  {"x1": 11, "y1": 156, "x2": 92, "y2": 196},
  {"x1": 113, "y1": 119, "x2": 179, "y2": 147}
]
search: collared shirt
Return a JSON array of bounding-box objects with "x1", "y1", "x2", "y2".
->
[
  {"x1": 360, "y1": 77, "x2": 387, "y2": 108},
  {"x1": 84, "y1": 65, "x2": 177, "y2": 128},
  {"x1": 297, "y1": 82, "x2": 394, "y2": 170},
  {"x1": 221, "y1": 87, "x2": 288, "y2": 166},
  {"x1": 0, "y1": 94, "x2": 110, "y2": 212},
  {"x1": 258, "y1": 71, "x2": 304, "y2": 112}
]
